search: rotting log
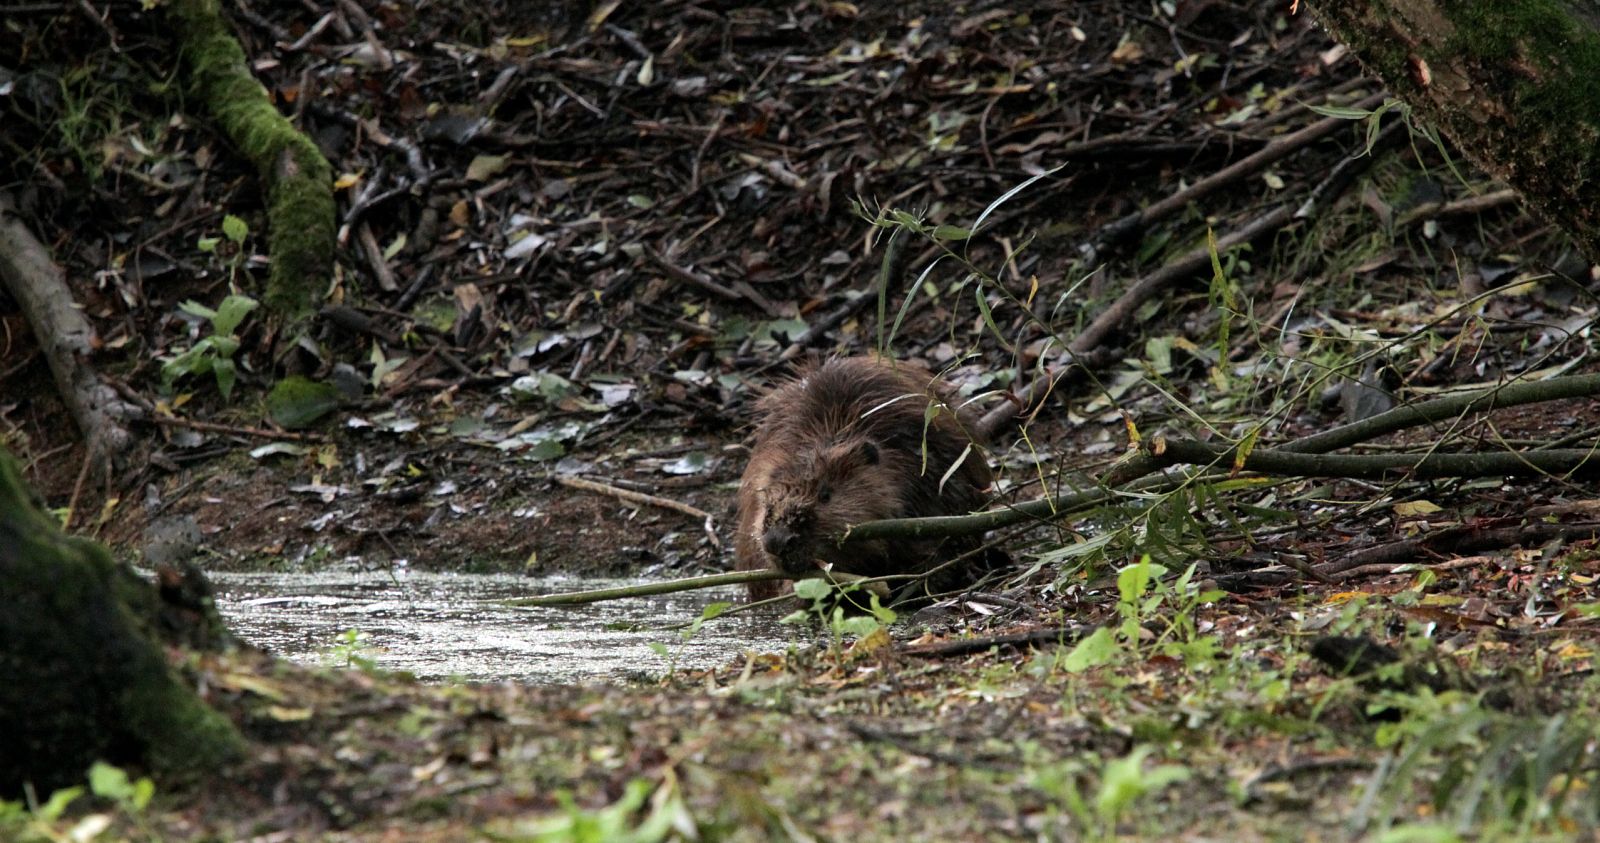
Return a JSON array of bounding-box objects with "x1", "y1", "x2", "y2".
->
[
  {"x1": 168, "y1": 0, "x2": 336, "y2": 321},
  {"x1": 1307, "y1": 1, "x2": 1600, "y2": 264},
  {"x1": 0, "y1": 448, "x2": 242, "y2": 796}
]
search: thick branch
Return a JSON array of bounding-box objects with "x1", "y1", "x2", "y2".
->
[
  {"x1": 1153, "y1": 439, "x2": 1600, "y2": 481},
  {"x1": 0, "y1": 193, "x2": 136, "y2": 465},
  {"x1": 1281, "y1": 372, "x2": 1600, "y2": 454}
]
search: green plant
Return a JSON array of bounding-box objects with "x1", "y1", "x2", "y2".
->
[
  {"x1": 160, "y1": 293, "x2": 259, "y2": 400},
  {"x1": 1056, "y1": 556, "x2": 1223, "y2": 675},
  {"x1": 488, "y1": 775, "x2": 696, "y2": 843},
  {"x1": 1348, "y1": 691, "x2": 1600, "y2": 838},
  {"x1": 648, "y1": 601, "x2": 732, "y2": 678},
  {"x1": 1027, "y1": 745, "x2": 1191, "y2": 841},
  {"x1": 0, "y1": 761, "x2": 156, "y2": 843},
  {"x1": 781, "y1": 577, "x2": 898, "y2": 651},
  {"x1": 197, "y1": 214, "x2": 253, "y2": 286},
  {"x1": 321, "y1": 628, "x2": 379, "y2": 672}
]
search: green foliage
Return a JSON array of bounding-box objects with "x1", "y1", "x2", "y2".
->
[
  {"x1": 1094, "y1": 746, "x2": 1191, "y2": 829},
  {"x1": 1351, "y1": 692, "x2": 1600, "y2": 838},
  {"x1": 197, "y1": 213, "x2": 255, "y2": 289},
  {"x1": 0, "y1": 762, "x2": 155, "y2": 842},
  {"x1": 1027, "y1": 744, "x2": 1192, "y2": 841},
  {"x1": 160, "y1": 293, "x2": 259, "y2": 400},
  {"x1": 321, "y1": 628, "x2": 379, "y2": 672},
  {"x1": 781, "y1": 578, "x2": 897, "y2": 651},
  {"x1": 489, "y1": 776, "x2": 697, "y2": 843},
  {"x1": 649, "y1": 602, "x2": 732, "y2": 678}
]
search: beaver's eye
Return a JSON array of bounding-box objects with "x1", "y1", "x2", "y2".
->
[{"x1": 816, "y1": 485, "x2": 833, "y2": 504}]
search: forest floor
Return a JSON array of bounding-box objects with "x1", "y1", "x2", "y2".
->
[{"x1": 5, "y1": 0, "x2": 1600, "y2": 840}]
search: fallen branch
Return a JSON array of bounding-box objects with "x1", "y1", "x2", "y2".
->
[
  {"x1": 554, "y1": 474, "x2": 720, "y2": 548},
  {"x1": 1280, "y1": 372, "x2": 1600, "y2": 454},
  {"x1": 0, "y1": 192, "x2": 137, "y2": 469},
  {"x1": 978, "y1": 116, "x2": 1404, "y2": 440},
  {"x1": 143, "y1": 415, "x2": 325, "y2": 443},
  {"x1": 1316, "y1": 520, "x2": 1600, "y2": 579},
  {"x1": 899, "y1": 624, "x2": 1095, "y2": 658},
  {"x1": 854, "y1": 372, "x2": 1600, "y2": 545},
  {"x1": 1396, "y1": 187, "x2": 1520, "y2": 228},
  {"x1": 1150, "y1": 439, "x2": 1600, "y2": 481},
  {"x1": 555, "y1": 474, "x2": 710, "y2": 520},
  {"x1": 1083, "y1": 91, "x2": 1387, "y2": 260},
  {"x1": 501, "y1": 568, "x2": 889, "y2": 607}
]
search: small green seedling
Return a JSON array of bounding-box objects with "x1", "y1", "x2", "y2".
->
[{"x1": 161, "y1": 293, "x2": 259, "y2": 400}]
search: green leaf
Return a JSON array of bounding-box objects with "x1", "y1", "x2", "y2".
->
[
  {"x1": 1062, "y1": 626, "x2": 1118, "y2": 673},
  {"x1": 267, "y1": 376, "x2": 343, "y2": 429},
  {"x1": 931, "y1": 224, "x2": 971, "y2": 241},
  {"x1": 88, "y1": 761, "x2": 134, "y2": 801},
  {"x1": 34, "y1": 785, "x2": 83, "y2": 821},
  {"x1": 793, "y1": 578, "x2": 832, "y2": 601},
  {"x1": 212, "y1": 357, "x2": 238, "y2": 401},
  {"x1": 210, "y1": 294, "x2": 259, "y2": 336},
  {"x1": 1307, "y1": 104, "x2": 1375, "y2": 120},
  {"x1": 196, "y1": 236, "x2": 220, "y2": 253},
  {"x1": 178, "y1": 299, "x2": 218, "y2": 321},
  {"x1": 1116, "y1": 557, "x2": 1165, "y2": 605},
  {"x1": 1375, "y1": 824, "x2": 1465, "y2": 843},
  {"x1": 222, "y1": 214, "x2": 249, "y2": 244},
  {"x1": 970, "y1": 166, "x2": 1062, "y2": 239},
  {"x1": 1095, "y1": 746, "x2": 1189, "y2": 823},
  {"x1": 382, "y1": 233, "x2": 407, "y2": 260},
  {"x1": 973, "y1": 284, "x2": 1004, "y2": 344},
  {"x1": 834, "y1": 616, "x2": 883, "y2": 637},
  {"x1": 526, "y1": 438, "x2": 566, "y2": 461},
  {"x1": 207, "y1": 335, "x2": 240, "y2": 359}
]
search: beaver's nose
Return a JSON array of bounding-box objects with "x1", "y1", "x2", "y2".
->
[{"x1": 762, "y1": 524, "x2": 798, "y2": 557}]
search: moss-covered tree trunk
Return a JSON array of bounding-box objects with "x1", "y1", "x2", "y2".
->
[
  {"x1": 169, "y1": 0, "x2": 336, "y2": 322},
  {"x1": 0, "y1": 451, "x2": 242, "y2": 796},
  {"x1": 1308, "y1": 2, "x2": 1600, "y2": 264}
]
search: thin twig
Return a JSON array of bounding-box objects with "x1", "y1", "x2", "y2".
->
[
  {"x1": 144, "y1": 415, "x2": 326, "y2": 442},
  {"x1": 555, "y1": 474, "x2": 711, "y2": 521}
]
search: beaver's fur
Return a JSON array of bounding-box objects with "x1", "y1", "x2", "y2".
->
[{"x1": 734, "y1": 356, "x2": 992, "y2": 601}]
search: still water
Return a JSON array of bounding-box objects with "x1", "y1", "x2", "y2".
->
[{"x1": 211, "y1": 570, "x2": 797, "y2": 684}]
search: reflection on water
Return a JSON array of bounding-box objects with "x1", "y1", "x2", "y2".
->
[{"x1": 211, "y1": 570, "x2": 796, "y2": 684}]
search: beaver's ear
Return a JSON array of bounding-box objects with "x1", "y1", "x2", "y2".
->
[{"x1": 857, "y1": 439, "x2": 880, "y2": 465}]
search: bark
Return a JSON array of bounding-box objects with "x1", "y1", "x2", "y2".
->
[
  {"x1": 0, "y1": 449, "x2": 242, "y2": 796},
  {"x1": 1308, "y1": 0, "x2": 1600, "y2": 263},
  {"x1": 168, "y1": 0, "x2": 336, "y2": 321},
  {"x1": 0, "y1": 193, "x2": 137, "y2": 467}
]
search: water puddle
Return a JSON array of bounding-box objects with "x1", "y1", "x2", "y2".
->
[{"x1": 211, "y1": 570, "x2": 796, "y2": 684}]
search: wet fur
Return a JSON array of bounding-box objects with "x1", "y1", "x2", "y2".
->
[{"x1": 735, "y1": 356, "x2": 992, "y2": 601}]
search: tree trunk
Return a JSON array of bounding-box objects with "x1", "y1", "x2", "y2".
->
[
  {"x1": 0, "y1": 450, "x2": 242, "y2": 796},
  {"x1": 1307, "y1": 1, "x2": 1600, "y2": 264}
]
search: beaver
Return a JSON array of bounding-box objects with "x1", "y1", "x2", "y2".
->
[{"x1": 734, "y1": 356, "x2": 994, "y2": 602}]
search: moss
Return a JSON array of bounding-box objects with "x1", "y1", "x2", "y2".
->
[
  {"x1": 168, "y1": 0, "x2": 335, "y2": 323},
  {"x1": 1449, "y1": 1, "x2": 1600, "y2": 132},
  {"x1": 0, "y1": 450, "x2": 243, "y2": 794}
]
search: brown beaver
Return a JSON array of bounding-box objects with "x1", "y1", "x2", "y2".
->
[{"x1": 734, "y1": 356, "x2": 994, "y2": 602}]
